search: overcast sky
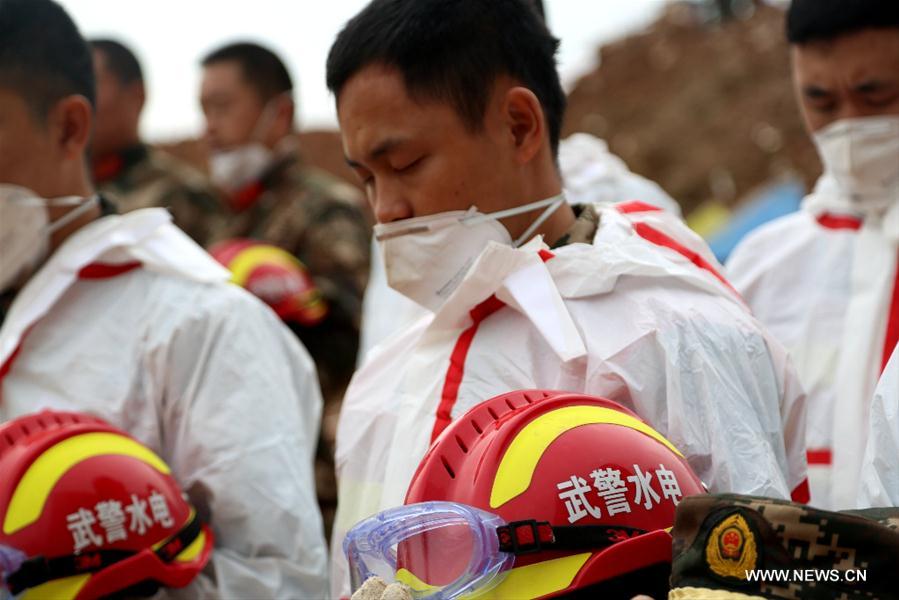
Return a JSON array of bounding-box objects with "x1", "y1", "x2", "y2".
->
[{"x1": 57, "y1": 0, "x2": 667, "y2": 142}]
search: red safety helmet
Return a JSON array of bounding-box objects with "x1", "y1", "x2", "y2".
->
[
  {"x1": 0, "y1": 411, "x2": 213, "y2": 599},
  {"x1": 209, "y1": 238, "x2": 328, "y2": 327},
  {"x1": 402, "y1": 390, "x2": 707, "y2": 599}
]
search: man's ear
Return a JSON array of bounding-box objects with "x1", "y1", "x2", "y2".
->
[
  {"x1": 130, "y1": 81, "x2": 147, "y2": 113},
  {"x1": 502, "y1": 86, "x2": 546, "y2": 165},
  {"x1": 49, "y1": 95, "x2": 93, "y2": 160},
  {"x1": 272, "y1": 95, "x2": 295, "y2": 140}
]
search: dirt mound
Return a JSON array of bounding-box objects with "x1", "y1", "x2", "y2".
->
[{"x1": 562, "y1": 2, "x2": 821, "y2": 214}]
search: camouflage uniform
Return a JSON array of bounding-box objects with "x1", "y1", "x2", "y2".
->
[
  {"x1": 552, "y1": 203, "x2": 600, "y2": 247},
  {"x1": 210, "y1": 152, "x2": 371, "y2": 537},
  {"x1": 669, "y1": 493, "x2": 899, "y2": 599},
  {"x1": 93, "y1": 144, "x2": 225, "y2": 246}
]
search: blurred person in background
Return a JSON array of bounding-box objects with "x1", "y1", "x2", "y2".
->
[
  {"x1": 199, "y1": 41, "x2": 371, "y2": 534},
  {"x1": 89, "y1": 39, "x2": 224, "y2": 246},
  {"x1": 0, "y1": 0, "x2": 328, "y2": 595},
  {"x1": 325, "y1": 0, "x2": 808, "y2": 594},
  {"x1": 727, "y1": 0, "x2": 899, "y2": 510}
]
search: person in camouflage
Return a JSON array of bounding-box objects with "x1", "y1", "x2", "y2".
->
[
  {"x1": 669, "y1": 493, "x2": 899, "y2": 599},
  {"x1": 200, "y1": 41, "x2": 371, "y2": 537},
  {"x1": 89, "y1": 39, "x2": 225, "y2": 246}
]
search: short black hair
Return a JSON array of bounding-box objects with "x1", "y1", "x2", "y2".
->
[
  {"x1": 202, "y1": 42, "x2": 293, "y2": 102},
  {"x1": 90, "y1": 39, "x2": 143, "y2": 86},
  {"x1": 0, "y1": 0, "x2": 95, "y2": 116},
  {"x1": 787, "y1": 0, "x2": 899, "y2": 44},
  {"x1": 326, "y1": 0, "x2": 566, "y2": 156}
]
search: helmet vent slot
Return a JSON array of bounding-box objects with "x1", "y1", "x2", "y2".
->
[
  {"x1": 440, "y1": 455, "x2": 456, "y2": 479},
  {"x1": 486, "y1": 406, "x2": 499, "y2": 421},
  {"x1": 454, "y1": 435, "x2": 468, "y2": 454},
  {"x1": 470, "y1": 419, "x2": 483, "y2": 435}
]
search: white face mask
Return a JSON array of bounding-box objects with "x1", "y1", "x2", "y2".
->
[
  {"x1": 0, "y1": 184, "x2": 98, "y2": 292},
  {"x1": 209, "y1": 143, "x2": 273, "y2": 193},
  {"x1": 208, "y1": 93, "x2": 292, "y2": 193},
  {"x1": 813, "y1": 116, "x2": 899, "y2": 210},
  {"x1": 373, "y1": 194, "x2": 565, "y2": 311}
]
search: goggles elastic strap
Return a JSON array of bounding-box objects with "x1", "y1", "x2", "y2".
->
[
  {"x1": 7, "y1": 513, "x2": 202, "y2": 595},
  {"x1": 496, "y1": 520, "x2": 648, "y2": 555}
]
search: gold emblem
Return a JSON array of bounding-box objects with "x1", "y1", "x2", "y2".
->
[{"x1": 705, "y1": 513, "x2": 758, "y2": 579}]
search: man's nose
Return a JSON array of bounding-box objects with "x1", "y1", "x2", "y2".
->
[
  {"x1": 373, "y1": 181, "x2": 414, "y2": 224},
  {"x1": 202, "y1": 124, "x2": 220, "y2": 150},
  {"x1": 837, "y1": 99, "x2": 875, "y2": 121}
]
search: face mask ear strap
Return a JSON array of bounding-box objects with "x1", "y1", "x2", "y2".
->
[
  {"x1": 45, "y1": 196, "x2": 99, "y2": 235},
  {"x1": 461, "y1": 194, "x2": 566, "y2": 246},
  {"x1": 512, "y1": 195, "x2": 565, "y2": 247}
]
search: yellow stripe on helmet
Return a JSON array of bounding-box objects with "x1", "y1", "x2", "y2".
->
[
  {"x1": 174, "y1": 529, "x2": 208, "y2": 563},
  {"x1": 20, "y1": 574, "x2": 90, "y2": 600},
  {"x1": 227, "y1": 245, "x2": 304, "y2": 287},
  {"x1": 462, "y1": 553, "x2": 591, "y2": 600},
  {"x1": 150, "y1": 510, "x2": 208, "y2": 564},
  {"x1": 3, "y1": 432, "x2": 170, "y2": 535},
  {"x1": 396, "y1": 553, "x2": 592, "y2": 600},
  {"x1": 490, "y1": 406, "x2": 683, "y2": 509}
]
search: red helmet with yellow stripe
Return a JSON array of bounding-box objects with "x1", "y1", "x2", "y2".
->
[
  {"x1": 209, "y1": 238, "x2": 328, "y2": 327},
  {"x1": 0, "y1": 411, "x2": 212, "y2": 599},
  {"x1": 403, "y1": 390, "x2": 706, "y2": 599}
]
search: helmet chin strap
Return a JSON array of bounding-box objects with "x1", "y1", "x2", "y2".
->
[
  {"x1": 5, "y1": 512, "x2": 202, "y2": 596},
  {"x1": 497, "y1": 519, "x2": 648, "y2": 555}
]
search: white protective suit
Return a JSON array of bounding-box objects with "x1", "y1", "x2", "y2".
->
[
  {"x1": 0, "y1": 208, "x2": 329, "y2": 598},
  {"x1": 859, "y1": 345, "x2": 899, "y2": 507},
  {"x1": 356, "y1": 132, "x2": 682, "y2": 366},
  {"x1": 332, "y1": 202, "x2": 808, "y2": 597},
  {"x1": 727, "y1": 174, "x2": 899, "y2": 510}
]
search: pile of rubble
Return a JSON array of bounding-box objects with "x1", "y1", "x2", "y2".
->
[{"x1": 562, "y1": 2, "x2": 820, "y2": 215}]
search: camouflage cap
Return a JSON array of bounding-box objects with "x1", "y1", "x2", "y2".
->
[{"x1": 669, "y1": 493, "x2": 899, "y2": 600}]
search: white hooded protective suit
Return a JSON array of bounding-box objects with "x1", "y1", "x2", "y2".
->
[
  {"x1": 859, "y1": 345, "x2": 899, "y2": 507},
  {"x1": 727, "y1": 175, "x2": 899, "y2": 509},
  {"x1": 356, "y1": 133, "x2": 682, "y2": 367},
  {"x1": 0, "y1": 208, "x2": 329, "y2": 598},
  {"x1": 331, "y1": 202, "x2": 808, "y2": 597}
]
